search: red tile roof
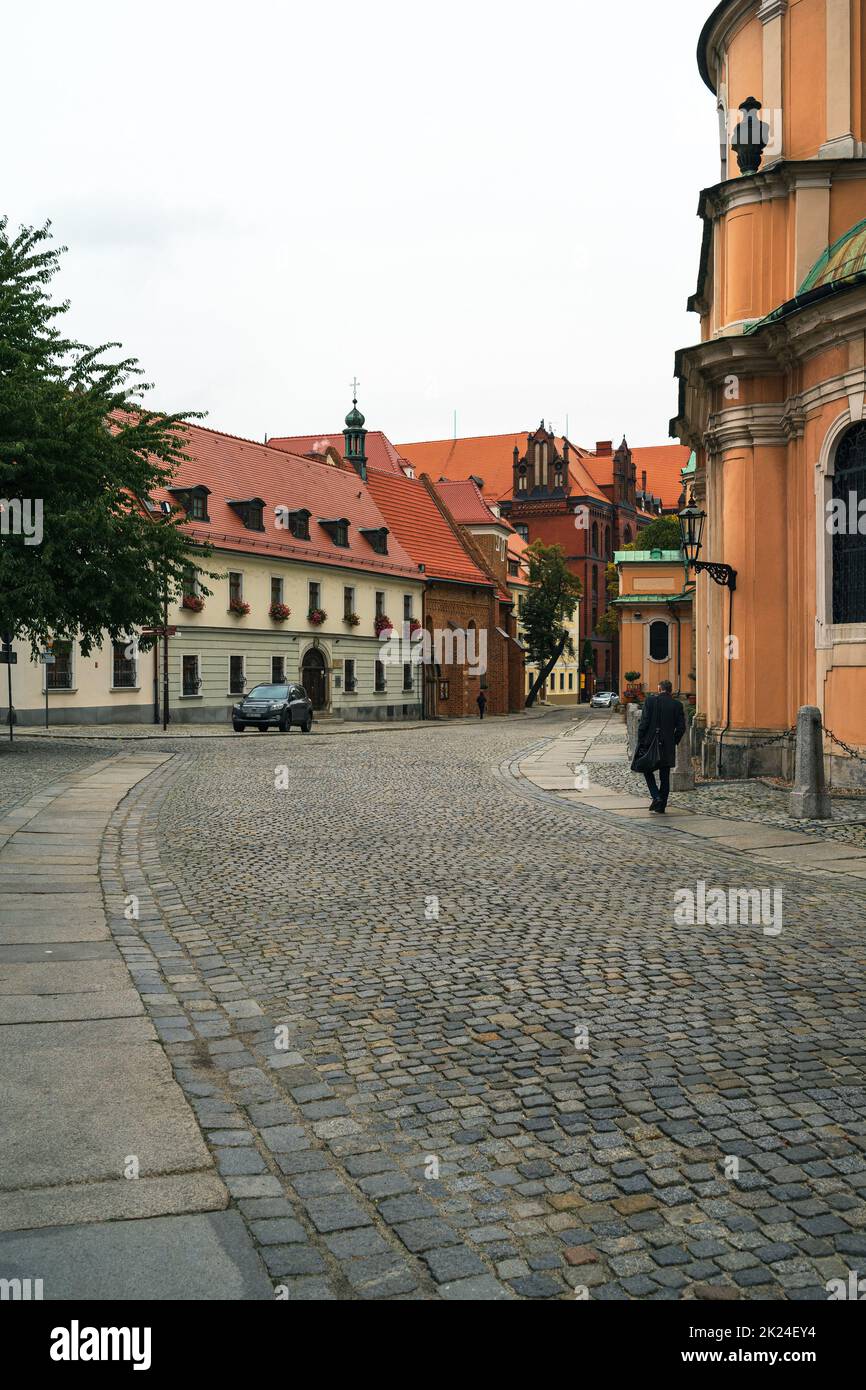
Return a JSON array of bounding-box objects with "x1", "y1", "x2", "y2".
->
[
  {"x1": 432, "y1": 478, "x2": 505, "y2": 526},
  {"x1": 630, "y1": 445, "x2": 692, "y2": 509},
  {"x1": 267, "y1": 430, "x2": 412, "y2": 477},
  {"x1": 396, "y1": 432, "x2": 608, "y2": 504},
  {"x1": 364, "y1": 471, "x2": 493, "y2": 588},
  {"x1": 151, "y1": 421, "x2": 421, "y2": 579}
]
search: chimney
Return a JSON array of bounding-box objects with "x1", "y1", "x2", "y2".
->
[{"x1": 596, "y1": 440, "x2": 613, "y2": 456}]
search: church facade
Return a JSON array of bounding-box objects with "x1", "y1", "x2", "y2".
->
[{"x1": 673, "y1": 0, "x2": 866, "y2": 784}]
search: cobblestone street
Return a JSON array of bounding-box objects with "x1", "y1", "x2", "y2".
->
[{"x1": 53, "y1": 709, "x2": 857, "y2": 1301}]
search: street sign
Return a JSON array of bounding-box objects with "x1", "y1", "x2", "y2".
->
[{"x1": 0, "y1": 651, "x2": 17, "y2": 664}]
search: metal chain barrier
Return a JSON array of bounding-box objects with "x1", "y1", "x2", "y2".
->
[{"x1": 823, "y1": 722, "x2": 866, "y2": 765}]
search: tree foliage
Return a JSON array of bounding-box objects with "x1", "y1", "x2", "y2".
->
[
  {"x1": 0, "y1": 218, "x2": 208, "y2": 653},
  {"x1": 521, "y1": 541, "x2": 582, "y2": 707}
]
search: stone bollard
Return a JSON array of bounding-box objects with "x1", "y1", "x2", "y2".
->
[
  {"x1": 671, "y1": 715, "x2": 695, "y2": 792},
  {"x1": 627, "y1": 702, "x2": 642, "y2": 761},
  {"x1": 789, "y1": 705, "x2": 831, "y2": 819}
]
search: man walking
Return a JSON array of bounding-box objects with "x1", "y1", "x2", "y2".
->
[
  {"x1": 631, "y1": 679, "x2": 686, "y2": 814},
  {"x1": 476, "y1": 690, "x2": 487, "y2": 720}
]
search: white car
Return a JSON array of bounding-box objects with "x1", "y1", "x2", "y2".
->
[{"x1": 590, "y1": 691, "x2": 620, "y2": 710}]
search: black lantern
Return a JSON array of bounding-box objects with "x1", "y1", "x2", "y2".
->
[
  {"x1": 678, "y1": 494, "x2": 737, "y2": 592},
  {"x1": 678, "y1": 496, "x2": 705, "y2": 567},
  {"x1": 731, "y1": 97, "x2": 769, "y2": 175}
]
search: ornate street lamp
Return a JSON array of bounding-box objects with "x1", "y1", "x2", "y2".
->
[
  {"x1": 678, "y1": 494, "x2": 737, "y2": 591},
  {"x1": 731, "y1": 97, "x2": 769, "y2": 175}
]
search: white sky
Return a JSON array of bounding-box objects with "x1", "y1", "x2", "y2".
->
[{"x1": 5, "y1": 0, "x2": 720, "y2": 449}]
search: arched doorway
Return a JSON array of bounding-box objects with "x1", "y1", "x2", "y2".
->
[{"x1": 301, "y1": 647, "x2": 328, "y2": 710}]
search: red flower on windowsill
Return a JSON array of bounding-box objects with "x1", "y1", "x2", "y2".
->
[
  {"x1": 374, "y1": 614, "x2": 393, "y2": 636},
  {"x1": 269, "y1": 602, "x2": 291, "y2": 622},
  {"x1": 308, "y1": 608, "x2": 327, "y2": 626},
  {"x1": 344, "y1": 612, "x2": 361, "y2": 627},
  {"x1": 182, "y1": 593, "x2": 204, "y2": 612},
  {"x1": 408, "y1": 618, "x2": 421, "y2": 635},
  {"x1": 229, "y1": 598, "x2": 251, "y2": 615}
]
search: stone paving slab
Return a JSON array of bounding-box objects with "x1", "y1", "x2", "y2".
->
[
  {"x1": 0, "y1": 988, "x2": 145, "y2": 1024},
  {"x1": 0, "y1": 1210, "x2": 272, "y2": 1298},
  {"x1": 0, "y1": 1172, "x2": 229, "y2": 1233}
]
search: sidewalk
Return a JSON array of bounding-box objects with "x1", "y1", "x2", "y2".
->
[
  {"x1": 517, "y1": 714, "x2": 866, "y2": 882},
  {"x1": 0, "y1": 752, "x2": 272, "y2": 1298},
  {"x1": 12, "y1": 704, "x2": 565, "y2": 741}
]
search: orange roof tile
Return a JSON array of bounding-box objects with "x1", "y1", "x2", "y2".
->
[
  {"x1": 396, "y1": 432, "x2": 607, "y2": 505},
  {"x1": 432, "y1": 478, "x2": 505, "y2": 526},
  {"x1": 630, "y1": 445, "x2": 692, "y2": 509},
  {"x1": 267, "y1": 430, "x2": 412, "y2": 477},
  {"x1": 364, "y1": 471, "x2": 493, "y2": 588},
  {"x1": 151, "y1": 421, "x2": 421, "y2": 579}
]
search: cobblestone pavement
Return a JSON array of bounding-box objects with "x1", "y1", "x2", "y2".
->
[
  {"x1": 73, "y1": 713, "x2": 866, "y2": 1298},
  {"x1": 589, "y1": 723, "x2": 866, "y2": 848},
  {"x1": 0, "y1": 736, "x2": 109, "y2": 818}
]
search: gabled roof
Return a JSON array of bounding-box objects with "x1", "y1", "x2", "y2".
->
[
  {"x1": 267, "y1": 430, "x2": 413, "y2": 477},
  {"x1": 432, "y1": 478, "x2": 505, "y2": 526},
  {"x1": 150, "y1": 421, "x2": 421, "y2": 579},
  {"x1": 364, "y1": 471, "x2": 493, "y2": 588},
  {"x1": 396, "y1": 432, "x2": 606, "y2": 504}
]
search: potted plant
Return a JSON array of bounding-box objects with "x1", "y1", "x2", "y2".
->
[
  {"x1": 407, "y1": 618, "x2": 421, "y2": 636},
  {"x1": 622, "y1": 671, "x2": 642, "y2": 704},
  {"x1": 182, "y1": 593, "x2": 204, "y2": 612},
  {"x1": 308, "y1": 608, "x2": 327, "y2": 626},
  {"x1": 269, "y1": 602, "x2": 291, "y2": 622},
  {"x1": 374, "y1": 614, "x2": 393, "y2": 637},
  {"x1": 229, "y1": 597, "x2": 250, "y2": 616},
  {"x1": 344, "y1": 611, "x2": 361, "y2": 627}
]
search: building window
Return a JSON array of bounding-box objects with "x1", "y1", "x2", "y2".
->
[
  {"x1": 592, "y1": 566, "x2": 598, "y2": 596},
  {"x1": 112, "y1": 639, "x2": 137, "y2": 689},
  {"x1": 832, "y1": 424, "x2": 866, "y2": 623},
  {"x1": 518, "y1": 593, "x2": 525, "y2": 615},
  {"x1": 375, "y1": 590, "x2": 385, "y2": 619},
  {"x1": 362, "y1": 527, "x2": 388, "y2": 554},
  {"x1": 591, "y1": 606, "x2": 598, "y2": 632},
  {"x1": 403, "y1": 663, "x2": 413, "y2": 691},
  {"x1": 623, "y1": 526, "x2": 632, "y2": 544},
  {"x1": 649, "y1": 620, "x2": 669, "y2": 661},
  {"x1": 333, "y1": 520, "x2": 349, "y2": 547},
  {"x1": 182, "y1": 564, "x2": 198, "y2": 597},
  {"x1": 345, "y1": 659, "x2": 356, "y2": 692},
  {"x1": 591, "y1": 522, "x2": 599, "y2": 555},
  {"x1": 403, "y1": 594, "x2": 413, "y2": 621},
  {"x1": 375, "y1": 660, "x2": 386, "y2": 692},
  {"x1": 229, "y1": 572, "x2": 243, "y2": 604},
  {"x1": 182, "y1": 654, "x2": 201, "y2": 696},
  {"x1": 271, "y1": 655, "x2": 285, "y2": 683},
  {"x1": 605, "y1": 525, "x2": 611, "y2": 557},
  {"x1": 568, "y1": 672, "x2": 574, "y2": 690},
  {"x1": 46, "y1": 640, "x2": 73, "y2": 690},
  {"x1": 518, "y1": 469, "x2": 527, "y2": 493},
  {"x1": 229, "y1": 655, "x2": 245, "y2": 694},
  {"x1": 309, "y1": 581, "x2": 321, "y2": 611},
  {"x1": 271, "y1": 577, "x2": 284, "y2": 605},
  {"x1": 344, "y1": 586, "x2": 355, "y2": 621},
  {"x1": 554, "y1": 466, "x2": 563, "y2": 490},
  {"x1": 289, "y1": 510, "x2": 310, "y2": 540},
  {"x1": 515, "y1": 523, "x2": 529, "y2": 540},
  {"x1": 187, "y1": 491, "x2": 208, "y2": 521}
]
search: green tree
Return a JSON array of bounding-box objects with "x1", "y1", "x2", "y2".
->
[
  {"x1": 634, "y1": 514, "x2": 682, "y2": 551},
  {"x1": 0, "y1": 218, "x2": 209, "y2": 658},
  {"x1": 521, "y1": 541, "x2": 583, "y2": 707}
]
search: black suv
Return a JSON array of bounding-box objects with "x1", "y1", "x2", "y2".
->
[{"x1": 232, "y1": 683, "x2": 314, "y2": 733}]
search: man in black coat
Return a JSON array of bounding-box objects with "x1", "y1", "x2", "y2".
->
[{"x1": 631, "y1": 680, "x2": 686, "y2": 814}]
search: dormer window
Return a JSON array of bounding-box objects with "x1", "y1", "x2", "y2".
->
[
  {"x1": 320, "y1": 517, "x2": 350, "y2": 547},
  {"x1": 227, "y1": 497, "x2": 265, "y2": 531},
  {"x1": 169, "y1": 485, "x2": 211, "y2": 522},
  {"x1": 554, "y1": 467, "x2": 564, "y2": 490},
  {"x1": 360, "y1": 526, "x2": 388, "y2": 555},
  {"x1": 276, "y1": 507, "x2": 311, "y2": 540}
]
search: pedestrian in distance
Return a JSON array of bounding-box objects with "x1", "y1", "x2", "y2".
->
[
  {"x1": 476, "y1": 690, "x2": 487, "y2": 720},
  {"x1": 631, "y1": 679, "x2": 686, "y2": 814}
]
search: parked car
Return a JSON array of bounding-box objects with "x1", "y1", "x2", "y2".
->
[
  {"x1": 232, "y1": 683, "x2": 313, "y2": 733},
  {"x1": 590, "y1": 690, "x2": 620, "y2": 710}
]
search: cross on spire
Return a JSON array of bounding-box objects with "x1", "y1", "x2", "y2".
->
[{"x1": 350, "y1": 376, "x2": 360, "y2": 403}]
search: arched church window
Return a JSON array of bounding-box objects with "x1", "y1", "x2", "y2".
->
[
  {"x1": 832, "y1": 424, "x2": 866, "y2": 623},
  {"x1": 591, "y1": 522, "x2": 599, "y2": 555},
  {"x1": 649, "y1": 621, "x2": 669, "y2": 661}
]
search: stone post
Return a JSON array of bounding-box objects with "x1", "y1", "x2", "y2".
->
[
  {"x1": 671, "y1": 715, "x2": 695, "y2": 792},
  {"x1": 789, "y1": 706, "x2": 831, "y2": 819},
  {"x1": 627, "y1": 702, "x2": 641, "y2": 761}
]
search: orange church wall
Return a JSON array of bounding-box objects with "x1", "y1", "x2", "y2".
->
[
  {"x1": 786, "y1": 1, "x2": 828, "y2": 159},
  {"x1": 726, "y1": 18, "x2": 764, "y2": 128},
  {"x1": 825, "y1": 666, "x2": 866, "y2": 744},
  {"x1": 829, "y1": 179, "x2": 866, "y2": 246}
]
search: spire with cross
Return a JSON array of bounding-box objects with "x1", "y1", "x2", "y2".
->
[{"x1": 350, "y1": 376, "x2": 360, "y2": 404}]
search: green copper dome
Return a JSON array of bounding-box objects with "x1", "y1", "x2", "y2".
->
[
  {"x1": 345, "y1": 401, "x2": 365, "y2": 429},
  {"x1": 799, "y1": 218, "x2": 866, "y2": 294}
]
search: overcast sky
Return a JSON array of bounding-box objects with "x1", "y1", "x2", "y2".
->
[{"x1": 6, "y1": 0, "x2": 719, "y2": 449}]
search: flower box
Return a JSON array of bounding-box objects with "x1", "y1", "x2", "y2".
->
[
  {"x1": 229, "y1": 598, "x2": 250, "y2": 615},
  {"x1": 269, "y1": 602, "x2": 291, "y2": 622},
  {"x1": 374, "y1": 614, "x2": 393, "y2": 637},
  {"x1": 182, "y1": 594, "x2": 204, "y2": 612},
  {"x1": 308, "y1": 608, "x2": 327, "y2": 626},
  {"x1": 344, "y1": 612, "x2": 361, "y2": 627}
]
